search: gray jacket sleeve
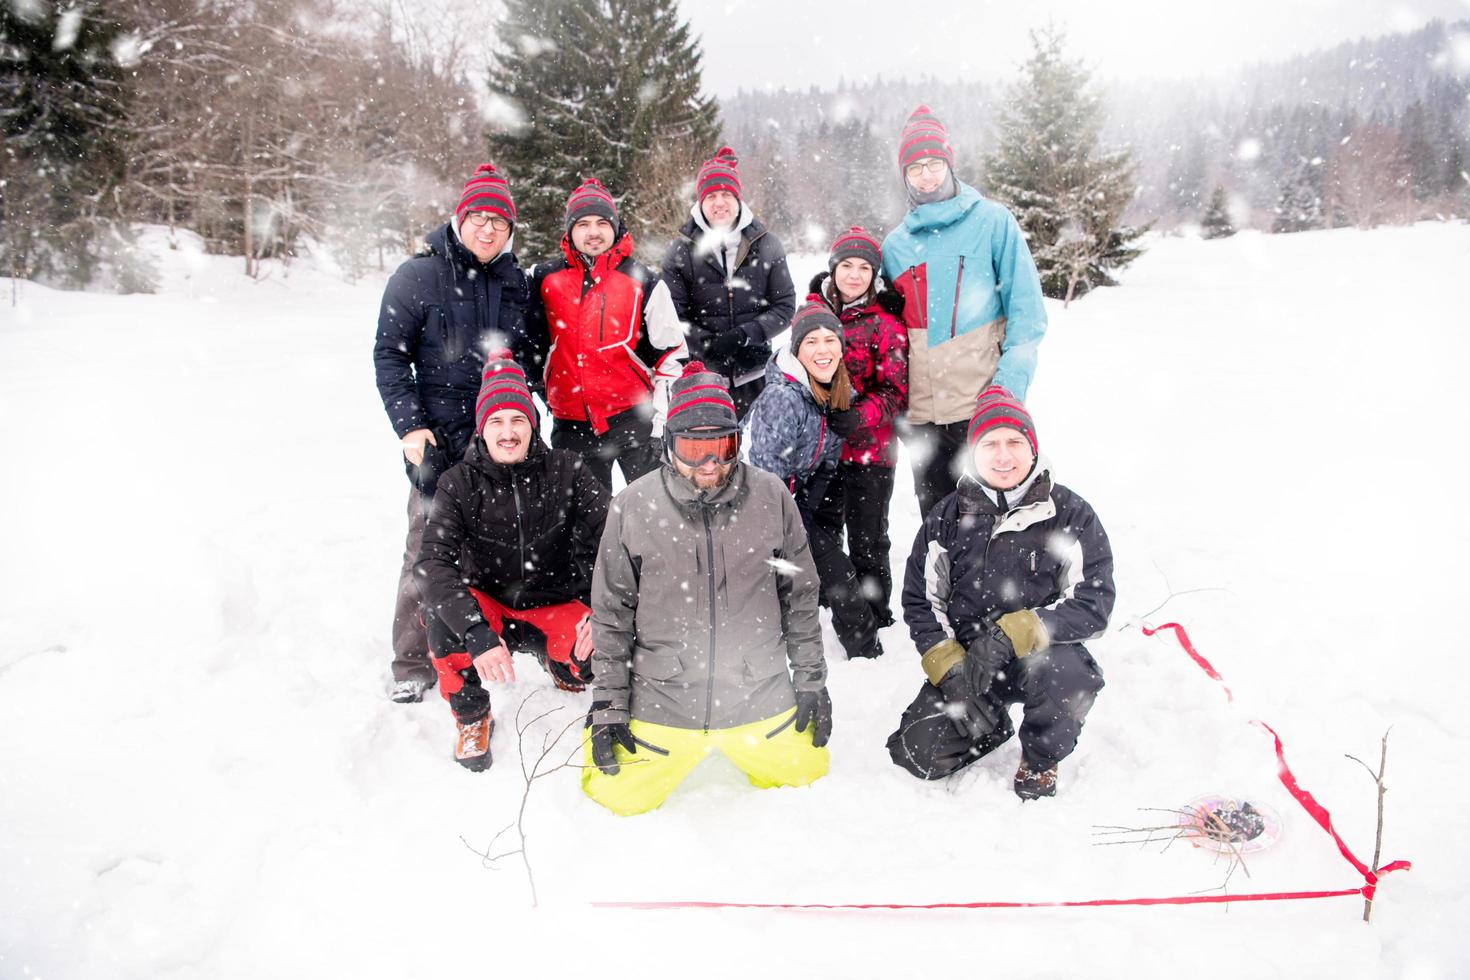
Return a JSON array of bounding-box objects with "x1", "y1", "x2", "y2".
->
[
  {"x1": 590, "y1": 496, "x2": 638, "y2": 724},
  {"x1": 774, "y1": 487, "x2": 826, "y2": 692}
]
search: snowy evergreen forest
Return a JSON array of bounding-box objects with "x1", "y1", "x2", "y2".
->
[
  {"x1": 3, "y1": 3, "x2": 1467, "y2": 296},
  {"x1": 726, "y1": 18, "x2": 1470, "y2": 239}
]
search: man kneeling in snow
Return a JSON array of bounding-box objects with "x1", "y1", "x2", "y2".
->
[
  {"x1": 581, "y1": 363, "x2": 832, "y2": 816},
  {"x1": 888, "y1": 388, "x2": 1115, "y2": 799},
  {"x1": 414, "y1": 354, "x2": 609, "y2": 771}
]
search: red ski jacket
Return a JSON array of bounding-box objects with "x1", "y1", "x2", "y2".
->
[{"x1": 524, "y1": 230, "x2": 686, "y2": 435}]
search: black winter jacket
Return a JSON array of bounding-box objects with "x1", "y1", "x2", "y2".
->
[
  {"x1": 659, "y1": 213, "x2": 795, "y2": 381},
  {"x1": 414, "y1": 436, "x2": 610, "y2": 643},
  {"x1": 903, "y1": 470, "x2": 1115, "y2": 658},
  {"x1": 374, "y1": 223, "x2": 530, "y2": 460}
]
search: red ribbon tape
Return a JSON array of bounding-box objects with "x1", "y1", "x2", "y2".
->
[{"x1": 595, "y1": 621, "x2": 1410, "y2": 911}]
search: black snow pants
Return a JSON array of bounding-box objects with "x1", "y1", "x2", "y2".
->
[
  {"x1": 798, "y1": 467, "x2": 881, "y2": 659},
  {"x1": 897, "y1": 418, "x2": 969, "y2": 521},
  {"x1": 551, "y1": 407, "x2": 662, "y2": 491},
  {"x1": 887, "y1": 645, "x2": 1104, "y2": 778},
  {"x1": 838, "y1": 461, "x2": 896, "y2": 627}
]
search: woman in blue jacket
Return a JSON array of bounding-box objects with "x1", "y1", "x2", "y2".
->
[{"x1": 746, "y1": 303, "x2": 882, "y2": 660}]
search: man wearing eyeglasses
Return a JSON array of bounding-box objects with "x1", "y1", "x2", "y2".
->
[
  {"x1": 882, "y1": 105, "x2": 1048, "y2": 520},
  {"x1": 373, "y1": 163, "x2": 530, "y2": 704},
  {"x1": 580, "y1": 362, "x2": 833, "y2": 815}
]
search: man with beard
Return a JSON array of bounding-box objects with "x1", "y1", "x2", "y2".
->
[
  {"x1": 414, "y1": 355, "x2": 609, "y2": 771},
  {"x1": 517, "y1": 178, "x2": 686, "y2": 489},
  {"x1": 882, "y1": 107, "x2": 1048, "y2": 518},
  {"x1": 581, "y1": 362, "x2": 832, "y2": 815}
]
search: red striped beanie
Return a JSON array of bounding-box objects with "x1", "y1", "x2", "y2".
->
[
  {"x1": 828, "y1": 225, "x2": 882, "y2": 275},
  {"x1": 564, "y1": 178, "x2": 618, "y2": 232},
  {"x1": 897, "y1": 105, "x2": 955, "y2": 175},
  {"x1": 967, "y1": 385, "x2": 1037, "y2": 455},
  {"x1": 696, "y1": 146, "x2": 742, "y2": 202},
  {"x1": 475, "y1": 352, "x2": 538, "y2": 432},
  {"x1": 456, "y1": 163, "x2": 517, "y2": 227},
  {"x1": 665, "y1": 360, "x2": 739, "y2": 434},
  {"x1": 789, "y1": 301, "x2": 845, "y2": 352}
]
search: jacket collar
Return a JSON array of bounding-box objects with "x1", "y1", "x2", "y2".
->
[
  {"x1": 659, "y1": 458, "x2": 750, "y2": 512},
  {"x1": 558, "y1": 225, "x2": 634, "y2": 277},
  {"x1": 901, "y1": 180, "x2": 984, "y2": 235},
  {"x1": 957, "y1": 464, "x2": 1056, "y2": 536},
  {"x1": 683, "y1": 206, "x2": 762, "y2": 272}
]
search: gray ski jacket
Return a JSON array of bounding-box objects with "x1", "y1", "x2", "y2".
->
[{"x1": 589, "y1": 461, "x2": 826, "y2": 729}]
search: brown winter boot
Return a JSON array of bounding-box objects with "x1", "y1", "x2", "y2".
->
[
  {"x1": 454, "y1": 715, "x2": 494, "y2": 772},
  {"x1": 1014, "y1": 762, "x2": 1058, "y2": 800},
  {"x1": 538, "y1": 652, "x2": 588, "y2": 693}
]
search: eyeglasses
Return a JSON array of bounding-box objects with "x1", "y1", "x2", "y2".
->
[
  {"x1": 465, "y1": 212, "x2": 511, "y2": 231},
  {"x1": 904, "y1": 158, "x2": 949, "y2": 179},
  {"x1": 671, "y1": 432, "x2": 740, "y2": 466}
]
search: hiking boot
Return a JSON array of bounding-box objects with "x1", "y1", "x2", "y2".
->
[
  {"x1": 537, "y1": 652, "x2": 588, "y2": 692},
  {"x1": 848, "y1": 637, "x2": 885, "y2": 660},
  {"x1": 1014, "y1": 762, "x2": 1058, "y2": 800},
  {"x1": 454, "y1": 715, "x2": 494, "y2": 771},
  {"x1": 390, "y1": 676, "x2": 432, "y2": 703}
]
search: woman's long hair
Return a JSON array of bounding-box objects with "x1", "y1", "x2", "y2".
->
[{"x1": 808, "y1": 356, "x2": 853, "y2": 411}]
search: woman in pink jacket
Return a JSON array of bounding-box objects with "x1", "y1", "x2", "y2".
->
[{"x1": 808, "y1": 226, "x2": 909, "y2": 629}]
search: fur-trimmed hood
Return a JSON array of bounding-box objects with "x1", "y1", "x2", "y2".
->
[{"x1": 807, "y1": 270, "x2": 905, "y2": 317}]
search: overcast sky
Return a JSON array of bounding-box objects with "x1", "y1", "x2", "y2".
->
[{"x1": 680, "y1": 0, "x2": 1470, "y2": 94}]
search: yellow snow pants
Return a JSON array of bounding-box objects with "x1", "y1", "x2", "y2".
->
[{"x1": 581, "y1": 708, "x2": 830, "y2": 816}]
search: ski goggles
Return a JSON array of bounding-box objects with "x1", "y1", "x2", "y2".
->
[{"x1": 669, "y1": 431, "x2": 740, "y2": 467}]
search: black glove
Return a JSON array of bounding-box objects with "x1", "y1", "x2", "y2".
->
[
  {"x1": 793, "y1": 688, "x2": 833, "y2": 748},
  {"x1": 586, "y1": 701, "x2": 635, "y2": 775},
  {"x1": 708, "y1": 328, "x2": 747, "y2": 359},
  {"x1": 826, "y1": 407, "x2": 862, "y2": 439},
  {"x1": 938, "y1": 668, "x2": 998, "y2": 741},
  {"x1": 406, "y1": 429, "x2": 452, "y2": 495},
  {"x1": 965, "y1": 626, "x2": 1013, "y2": 697}
]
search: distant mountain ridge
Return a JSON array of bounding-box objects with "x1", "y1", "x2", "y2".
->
[{"x1": 720, "y1": 19, "x2": 1470, "y2": 230}]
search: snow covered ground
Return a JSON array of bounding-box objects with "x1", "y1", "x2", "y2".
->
[{"x1": 2, "y1": 223, "x2": 1468, "y2": 978}]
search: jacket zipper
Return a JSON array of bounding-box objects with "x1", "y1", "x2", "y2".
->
[
  {"x1": 725, "y1": 286, "x2": 736, "y2": 356},
  {"x1": 809, "y1": 416, "x2": 827, "y2": 480},
  {"x1": 511, "y1": 478, "x2": 526, "y2": 575},
  {"x1": 626, "y1": 363, "x2": 654, "y2": 392},
  {"x1": 700, "y1": 502, "x2": 718, "y2": 733},
  {"x1": 950, "y1": 255, "x2": 965, "y2": 340}
]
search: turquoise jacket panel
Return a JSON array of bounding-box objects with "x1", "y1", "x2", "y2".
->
[{"x1": 882, "y1": 182, "x2": 1047, "y2": 400}]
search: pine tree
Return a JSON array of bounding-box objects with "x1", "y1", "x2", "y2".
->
[
  {"x1": 486, "y1": 0, "x2": 719, "y2": 260},
  {"x1": 1398, "y1": 101, "x2": 1436, "y2": 202},
  {"x1": 982, "y1": 27, "x2": 1145, "y2": 302},
  {"x1": 1166, "y1": 135, "x2": 1208, "y2": 219},
  {"x1": 1200, "y1": 186, "x2": 1236, "y2": 239},
  {"x1": 1, "y1": 0, "x2": 133, "y2": 287},
  {"x1": 826, "y1": 117, "x2": 890, "y2": 234},
  {"x1": 1271, "y1": 158, "x2": 1324, "y2": 233}
]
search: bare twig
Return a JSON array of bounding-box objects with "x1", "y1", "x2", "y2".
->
[
  {"x1": 1346, "y1": 727, "x2": 1392, "y2": 923},
  {"x1": 459, "y1": 692, "x2": 587, "y2": 907},
  {"x1": 1094, "y1": 803, "x2": 1256, "y2": 895},
  {"x1": 1120, "y1": 561, "x2": 1230, "y2": 629}
]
